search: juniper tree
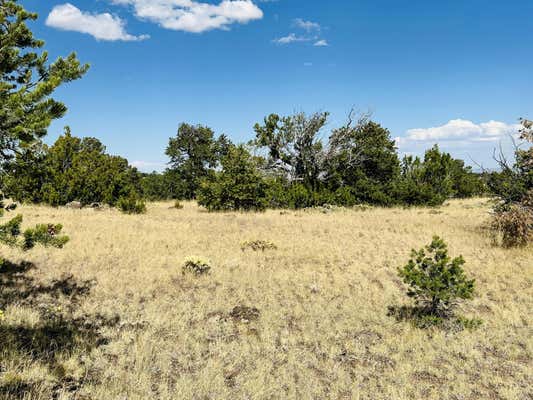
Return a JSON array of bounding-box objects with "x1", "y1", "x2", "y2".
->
[
  {"x1": 324, "y1": 111, "x2": 400, "y2": 205},
  {"x1": 197, "y1": 145, "x2": 268, "y2": 211},
  {"x1": 166, "y1": 123, "x2": 232, "y2": 199}
]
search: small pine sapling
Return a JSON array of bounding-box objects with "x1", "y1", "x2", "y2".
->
[{"x1": 398, "y1": 236, "x2": 475, "y2": 317}]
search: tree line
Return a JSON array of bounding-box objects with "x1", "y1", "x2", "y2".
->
[{"x1": 2, "y1": 112, "x2": 489, "y2": 211}]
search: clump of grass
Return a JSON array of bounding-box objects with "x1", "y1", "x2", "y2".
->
[
  {"x1": 240, "y1": 240, "x2": 277, "y2": 252},
  {"x1": 230, "y1": 306, "x2": 260, "y2": 323},
  {"x1": 173, "y1": 201, "x2": 184, "y2": 210},
  {"x1": 387, "y1": 305, "x2": 483, "y2": 331},
  {"x1": 182, "y1": 257, "x2": 211, "y2": 275}
]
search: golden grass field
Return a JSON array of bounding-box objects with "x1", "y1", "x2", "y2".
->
[{"x1": 0, "y1": 198, "x2": 531, "y2": 400}]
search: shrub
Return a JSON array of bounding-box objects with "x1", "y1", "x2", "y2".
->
[
  {"x1": 0, "y1": 209, "x2": 69, "y2": 251},
  {"x1": 241, "y1": 240, "x2": 277, "y2": 252},
  {"x1": 286, "y1": 184, "x2": 313, "y2": 209},
  {"x1": 265, "y1": 178, "x2": 289, "y2": 209},
  {"x1": 334, "y1": 187, "x2": 358, "y2": 207},
  {"x1": 398, "y1": 236, "x2": 475, "y2": 317},
  {"x1": 490, "y1": 203, "x2": 533, "y2": 247},
  {"x1": 197, "y1": 145, "x2": 268, "y2": 212},
  {"x1": 22, "y1": 223, "x2": 70, "y2": 250},
  {"x1": 182, "y1": 257, "x2": 211, "y2": 275},
  {"x1": 117, "y1": 194, "x2": 146, "y2": 214}
]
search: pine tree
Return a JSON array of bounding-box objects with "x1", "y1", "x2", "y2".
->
[
  {"x1": 1, "y1": 1, "x2": 86, "y2": 262},
  {"x1": 398, "y1": 237, "x2": 475, "y2": 316}
]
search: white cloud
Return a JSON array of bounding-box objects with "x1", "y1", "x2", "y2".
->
[
  {"x1": 46, "y1": 3, "x2": 148, "y2": 41},
  {"x1": 405, "y1": 119, "x2": 520, "y2": 142},
  {"x1": 293, "y1": 18, "x2": 320, "y2": 32},
  {"x1": 395, "y1": 119, "x2": 522, "y2": 168},
  {"x1": 273, "y1": 33, "x2": 310, "y2": 44},
  {"x1": 274, "y1": 17, "x2": 329, "y2": 46},
  {"x1": 130, "y1": 160, "x2": 166, "y2": 172},
  {"x1": 112, "y1": 0, "x2": 263, "y2": 33},
  {"x1": 313, "y1": 39, "x2": 328, "y2": 47}
]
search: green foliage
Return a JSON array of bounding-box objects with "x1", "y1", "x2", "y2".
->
[
  {"x1": 140, "y1": 172, "x2": 174, "y2": 201},
  {"x1": 197, "y1": 145, "x2": 268, "y2": 212},
  {"x1": 22, "y1": 223, "x2": 69, "y2": 250},
  {"x1": 252, "y1": 112, "x2": 328, "y2": 190},
  {"x1": 265, "y1": 181, "x2": 334, "y2": 209},
  {"x1": 0, "y1": 212, "x2": 69, "y2": 251},
  {"x1": 487, "y1": 170, "x2": 527, "y2": 205},
  {"x1": 117, "y1": 194, "x2": 146, "y2": 214},
  {"x1": 173, "y1": 200, "x2": 184, "y2": 209},
  {"x1": 286, "y1": 183, "x2": 314, "y2": 209},
  {"x1": 325, "y1": 114, "x2": 400, "y2": 202},
  {"x1": 182, "y1": 257, "x2": 211, "y2": 275},
  {"x1": 392, "y1": 146, "x2": 478, "y2": 206},
  {"x1": 0, "y1": 1, "x2": 73, "y2": 254},
  {"x1": 387, "y1": 305, "x2": 482, "y2": 331},
  {"x1": 398, "y1": 237, "x2": 475, "y2": 316},
  {"x1": 450, "y1": 161, "x2": 486, "y2": 198},
  {"x1": 3, "y1": 128, "x2": 142, "y2": 206},
  {"x1": 166, "y1": 123, "x2": 231, "y2": 199},
  {"x1": 0, "y1": 0, "x2": 88, "y2": 163},
  {"x1": 333, "y1": 186, "x2": 358, "y2": 207}
]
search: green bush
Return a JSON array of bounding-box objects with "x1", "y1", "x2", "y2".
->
[
  {"x1": 197, "y1": 145, "x2": 268, "y2": 212},
  {"x1": 398, "y1": 236, "x2": 475, "y2": 317},
  {"x1": 286, "y1": 184, "x2": 313, "y2": 209},
  {"x1": 334, "y1": 187, "x2": 358, "y2": 207},
  {"x1": 0, "y1": 208, "x2": 69, "y2": 251},
  {"x1": 391, "y1": 178, "x2": 445, "y2": 207},
  {"x1": 117, "y1": 194, "x2": 146, "y2": 214}
]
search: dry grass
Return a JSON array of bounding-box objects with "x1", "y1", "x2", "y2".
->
[{"x1": 0, "y1": 198, "x2": 531, "y2": 400}]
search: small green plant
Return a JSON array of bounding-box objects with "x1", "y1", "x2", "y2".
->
[
  {"x1": 0, "y1": 197, "x2": 70, "y2": 319},
  {"x1": 0, "y1": 207, "x2": 69, "y2": 251},
  {"x1": 398, "y1": 236, "x2": 475, "y2": 317},
  {"x1": 117, "y1": 194, "x2": 147, "y2": 214},
  {"x1": 240, "y1": 240, "x2": 277, "y2": 252},
  {"x1": 182, "y1": 257, "x2": 211, "y2": 275},
  {"x1": 173, "y1": 200, "x2": 184, "y2": 209}
]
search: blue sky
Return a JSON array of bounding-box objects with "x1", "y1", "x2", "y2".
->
[{"x1": 23, "y1": 0, "x2": 533, "y2": 171}]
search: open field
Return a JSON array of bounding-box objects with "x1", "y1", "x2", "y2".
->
[{"x1": 1, "y1": 198, "x2": 531, "y2": 400}]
